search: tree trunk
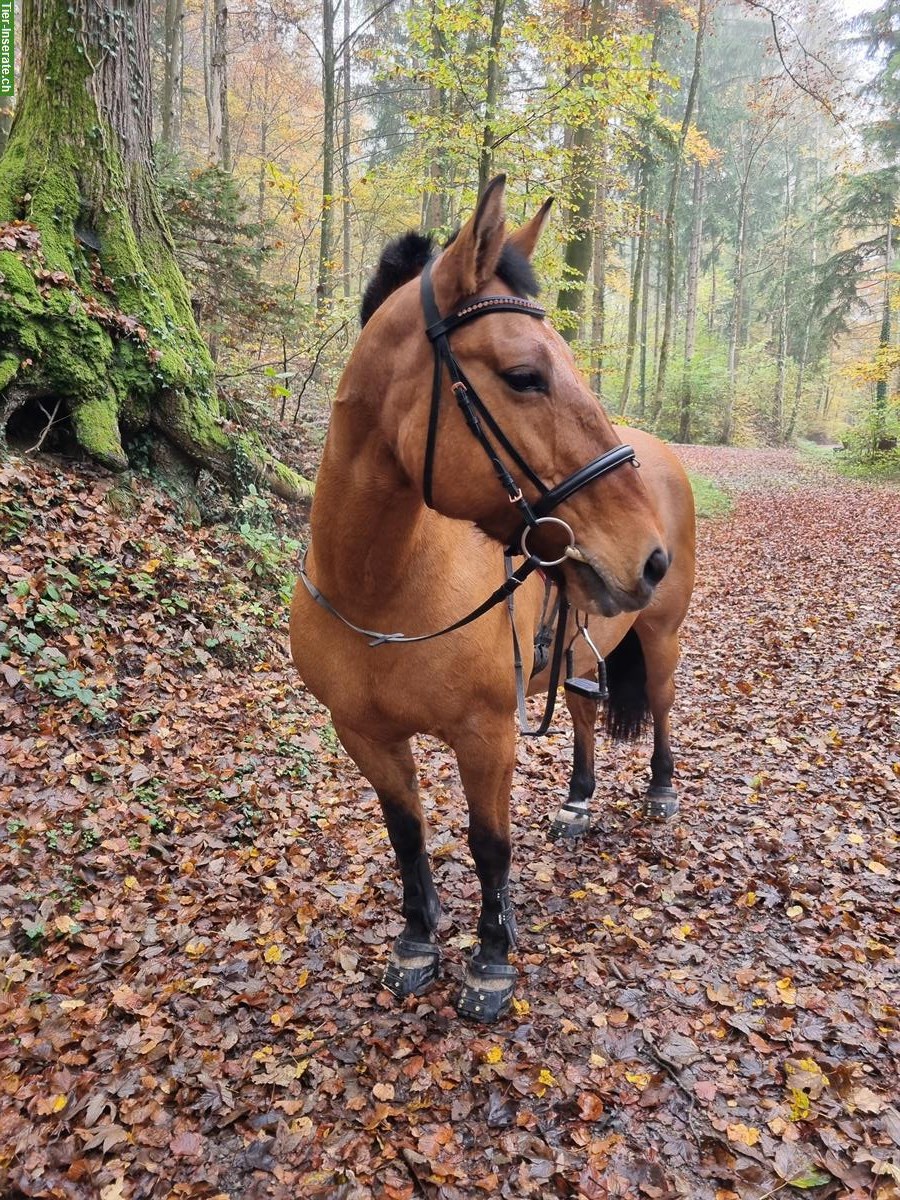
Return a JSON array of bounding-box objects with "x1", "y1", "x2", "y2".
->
[
  {"x1": 678, "y1": 157, "x2": 704, "y2": 442},
  {"x1": 317, "y1": 0, "x2": 336, "y2": 309},
  {"x1": 651, "y1": 0, "x2": 706, "y2": 423},
  {"x1": 821, "y1": 343, "x2": 833, "y2": 418},
  {"x1": 341, "y1": 0, "x2": 352, "y2": 299},
  {"x1": 557, "y1": 121, "x2": 595, "y2": 343},
  {"x1": 590, "y1": 164, "x2": 608, "y2": 394},
  {"x1": 161, "y1": 0, "x2": 185, "y2": 153},
  {"x1": 637, "y1": 206, "x2": 652, "y2": 418},
  {"x1": 772, "y1": 152, "x2": 790, "y2": 444},
  {"x1": 556, "y1": 0, "x2": 609, "y2": 342},
  {"x1": 422, "y1": 7, "x2": 449, "y2": 229},
  {"x1": 721, "y1": 175, "x2": 749, "y2": 443},
  {"x1": 203, "y1": 0, "x2": 211, "y2": 136},
  {"x1": 0, "y1": 0, "x2": 309, "y2": 500},
  {"x1": 477, "y1": 0, "x2": 506, "y2": 200},
  {"x1": 785, "y1": 151, "x2": 820, "y2": 443},
  {"x1": 873, "y1": 220, "x2": 893, "y2": 449},
  {"x1": 620, "y1": 9, "x2": 662, "y2": 409},
  {"x1": 207, "y1": 0, "x2": 231, "y2": 171},
  {"x1": 0, "y1": 93, "x2": 11, "y2": 155},
  {"x1": 620, "y1": 158, "x2": 651, "y2": 413},
  {"x1": 708, "y1": 256, "x2": 716, "y2": 333}
]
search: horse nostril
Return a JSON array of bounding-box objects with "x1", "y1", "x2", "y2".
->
[{"x1": 643, "y1": 548, "x2": 669, "y2": 588}]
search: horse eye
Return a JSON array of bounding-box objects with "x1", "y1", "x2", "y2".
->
[{"x1": 501, "y1": 370, "x2": 548, "y2": 394}]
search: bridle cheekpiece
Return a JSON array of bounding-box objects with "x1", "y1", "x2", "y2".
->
[{"x1": 419, "y1": 257, "x2": 637, "y2": 566}]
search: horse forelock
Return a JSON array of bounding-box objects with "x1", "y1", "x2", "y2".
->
[{"x1": 360, "y1": 231, "x2": 540, "y2": 328}]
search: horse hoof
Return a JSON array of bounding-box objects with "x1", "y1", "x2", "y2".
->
[
  {"x1": 549, "y1": 804, "x2": 590, "y2": 840},
  {"x1": 382, "y1": 937, "x2": 441, "y2": 998},
  {"x1": 644, "y1": 787, "x2": 679, "y2": 821},
  {"x1": 456, "y1": 955, "x2": 517, "y2": 1023}
]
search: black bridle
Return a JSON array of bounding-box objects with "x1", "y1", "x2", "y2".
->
[
  {"x1": 299, "y1": 256, "x2": 639, "y2": 734},
  {"x1": 420, "y1": 258, "x2": 637, "y2": 558}
]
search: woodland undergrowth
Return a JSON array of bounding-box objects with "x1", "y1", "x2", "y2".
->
[{"x1": 0, "y1": 447, "x2": 898, "y2": 1200}]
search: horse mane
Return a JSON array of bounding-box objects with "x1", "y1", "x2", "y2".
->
[{"x1": 360, "y1": 230, "x2": 540, "y2": 327}]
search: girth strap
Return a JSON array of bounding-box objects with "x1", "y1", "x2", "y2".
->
[{"x1": 505, "y1": 554, "x2": 570, "y2": 737}]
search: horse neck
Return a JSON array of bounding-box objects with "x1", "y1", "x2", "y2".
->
[{"x1": 309, "y1": 403, "x2": 428, "y2": 604}]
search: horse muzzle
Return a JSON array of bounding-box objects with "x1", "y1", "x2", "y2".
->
[{"x1": 563, "y1": 545, "x2": 669, "y2": 616}]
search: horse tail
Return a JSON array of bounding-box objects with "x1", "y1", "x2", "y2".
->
[{"x1": 604, "y1": 628, "x2": 651, "y2": 741}]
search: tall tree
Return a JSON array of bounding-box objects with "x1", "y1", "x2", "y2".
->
[
  {"x1": 556, "y1": 0, "x2": 610, "y2": 341},
  {"x1": 678, "y1": 151, "x2": 704, "y2": 441},
  {"x1": 652, "y1": 0, "x2": 707, "y2": 421},
  {"x1": 0, "y1": 0, "x2": 307, "y2": 497},
  {"x1": 620, "y1": 9, "x2": 663, "y2": 412},
  {"x1": 771, "y1": 147, "x2": 792, "y2": 443},
  {"x1": 207, "y1": 0, "x2": 231, "y2": 170},
  {"x1": 341, "y1": 0, "x2": 353, "y2": 298},
  {"x1": 590, "y1": 163, "x2": 609, "y2": 392},
  {"x1": 477, "y1": 0, "x2": 507, "y2": 198},
  {"x1": 318, "y1": 0, "x2": 336, "y2": 308},
  {"x1": 161, "y1": 0, "x2": 186, "y2": 153},
  {"x1": 719, "y1": 90, "x2": 785, "y2": 443}
]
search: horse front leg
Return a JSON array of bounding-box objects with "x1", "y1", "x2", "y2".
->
[
  {"x1": 452, "y1": 719, "x2": 519, "y2": 1023},
  {"x1": 334, "y1": 727, "x2": 442, "y2": 997},
  {"x1": 549, "y1": 683, "x2": 598, "y2": 839}
]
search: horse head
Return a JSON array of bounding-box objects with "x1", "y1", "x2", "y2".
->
[{"x1": 354, "y1": 176, "x2": 669, "y2": 617}]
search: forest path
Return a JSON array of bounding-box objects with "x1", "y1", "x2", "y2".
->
[{"x1": 1, "y1": 446, "x2": 897, "y2": 1199}]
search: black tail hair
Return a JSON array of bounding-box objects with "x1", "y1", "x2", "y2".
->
[{"x1": 605, "y1": 628, "x2": 651, "y2": 741}]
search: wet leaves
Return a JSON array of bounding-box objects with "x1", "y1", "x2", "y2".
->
[{"x1": 1, "y1": 447, "x2": 898, "y2": 1198}]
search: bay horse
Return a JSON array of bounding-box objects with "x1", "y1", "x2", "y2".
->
[{"x1": 290, "y1": 177, "x2": 695, "y2": 1021}]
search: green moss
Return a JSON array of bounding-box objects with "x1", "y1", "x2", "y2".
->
[
  {"x1": 0, "y1": 355, "x2": 19, "y2": 391},
  {"x1": 70, "y1": 393, "x2": 128, "y2": 470},
  {"x1": 264, "y1": 454, "x2": 314, "y2": 502},
  {"x1": 0, "y1": 0, "x2": 300, "y2": 502},
  {"x1": 0, "y1": 250, "x2": 42, "y2": 307}
]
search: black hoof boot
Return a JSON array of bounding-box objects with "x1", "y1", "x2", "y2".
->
[
  {"x1": 549, "y1": 802, "x2": 590, "y2": 840},
  {"x1": 644, "y1": 786, "x2": 679, "y2": 821},
  {"x1": 382, "y1": 937, "x2": 441, "y2": 998},
  {"x1": 456, "y1": 954, "x2": 517, "y2": 1023}
]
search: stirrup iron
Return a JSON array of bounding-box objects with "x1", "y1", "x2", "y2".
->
[{"x1": 564, "y1": 613, "x2": 608, "y2": 702}]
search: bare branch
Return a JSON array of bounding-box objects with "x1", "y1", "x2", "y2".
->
[{"x1": 742, "y1": 0, "x2": 844, "y2": 124}]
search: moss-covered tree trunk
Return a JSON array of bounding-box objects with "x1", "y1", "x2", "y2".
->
[{"x1": 0, "y1": 0, "x2": 310, "y2": 500}]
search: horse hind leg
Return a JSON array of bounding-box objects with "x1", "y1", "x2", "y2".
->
[
  {"x1": 629, "y1": 624, "x2": 681, "y2": 821},
  {"x1": 452, "y1": 720, "x2": 519, "y2": 1023},
  {"x1": 549, "y1": 683, "x2": 598, "y2": 840},
  {"x1": 334, "y1": 727, "x2": 441, "y2": 998}
]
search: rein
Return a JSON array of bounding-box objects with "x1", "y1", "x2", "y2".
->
[{"x1": 299, "y1": 257, "x2": 638, "y2": 735}]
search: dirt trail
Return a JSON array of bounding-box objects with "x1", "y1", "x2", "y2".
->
[{"x1": 1, "y1": 448, "x2": 898, "y2": 1199}]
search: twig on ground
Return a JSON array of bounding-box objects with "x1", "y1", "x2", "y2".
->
[{"x1": 25, "y1": 398, "x2": 62, "y2": 454}]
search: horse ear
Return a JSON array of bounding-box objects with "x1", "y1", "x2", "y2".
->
[
  {"x1": 433, "y1": 175, "x2": 507, "y2": 307},
  {"x1": 506, "y1": 197, "x2": 554, "y2": 260}
]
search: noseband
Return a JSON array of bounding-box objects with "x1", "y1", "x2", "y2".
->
[
  {"x1": 299, "y1": 255, "x2": 640, "y2": 734},
  {"x1": 420, "y1": 258, "x2": 637, "y2": 564}
]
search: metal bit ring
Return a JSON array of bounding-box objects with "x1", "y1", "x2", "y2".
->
[{"x1": 520, "y1": 517, "x2": 576, "y2": 568}]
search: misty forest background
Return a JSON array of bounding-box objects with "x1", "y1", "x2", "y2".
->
[{"x1": 2, "y1": 0, "x2": 897, "y2": 475}]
